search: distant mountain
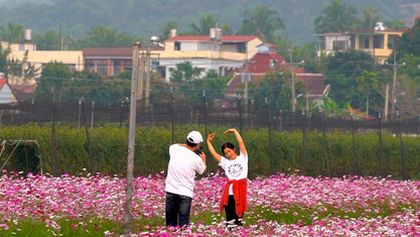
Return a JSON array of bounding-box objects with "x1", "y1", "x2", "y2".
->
[
  {"x1": 0, "y1": 0, "x2": 418, "y2": 44},
  {"x1": 0, "y1": 0, "x2": 51, "y2": 6}
]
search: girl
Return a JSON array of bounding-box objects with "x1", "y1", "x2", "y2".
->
[{"x1": 206, "y1": 128, "x2": 248, "y2": 227}]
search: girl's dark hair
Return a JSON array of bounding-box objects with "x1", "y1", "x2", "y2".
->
[{"x1": 221, "y1": 142, "x2": 236, "y2": 155}]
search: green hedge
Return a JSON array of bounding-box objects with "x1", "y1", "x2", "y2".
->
[{"x1": 0, "y1": 124, "x2": 419, "y2": 179}]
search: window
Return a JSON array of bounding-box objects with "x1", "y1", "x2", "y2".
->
[
  {"x1": 332, "y1": 40, "x2": 347, "y2": 50},
  {"x1": 237, "y1": 43, "x2": 246, "y2": 53},
  {"x1": 374, "y1": 35, "x2": 384, "y2": 49},
  {"x1": 359, "y1": 35, "x2": 370, "y2": 49},
  {"x1": 174, "y1": 42, "x2": 181, "y2": 51},
  {"x1": 157, "y1": 66, "x2": 166, "y2": 78}
]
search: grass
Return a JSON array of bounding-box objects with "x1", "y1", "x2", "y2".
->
[{"x1": 0, "y1": 204, "x2": 415, "y2": 236}]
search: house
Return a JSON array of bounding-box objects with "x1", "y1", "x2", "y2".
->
[
  {"x1": 222, "y1": 43, "x2": 329, "y2": 109},
  {"x1": 225, "y1": 43, "x2": 288, "y2": 98},
  {"x1": 83, "y1": 47, "x2": 132, "y2": 77},
  {"x1": 82, "y1": 28, "x2": 264, "y2": 82},
  {"x1": 4, "y1": 29, "x2": 83, "y2": 86},
  {"x1": 158, "y1": 28, "x2": 263, "y2": 81},
  {"x1": 0, "y1": 74, "x2": 18, "y2": 104},
  {"x1": 295, "y1": 73, "x2": 330, "y2": 108},
  {"x1": 315, "y1": 22, "x2": 403, "y2": 64}
]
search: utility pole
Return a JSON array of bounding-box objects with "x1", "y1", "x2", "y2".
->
[
  {"x1": 288, "y1": 49, "x2": 296, "y2": 113},
  {"x1": 384, "y1": 84, "x2": 389, "y2": 122},
  {"x1": 144, "y1": 46, "x2": 151, "y2": 107},
  {"x1": 137, "y1": 51, "x2": 145, "y2": 101},
  {"x1": 123, "y1": 42, "x2": 140, "y2": 237},
  {"x1": 242, "y1": 61, "x2": 250, "y2": 116},
  {"x1": 390, "y1": 52, "x2": 405, "y2": 121}
]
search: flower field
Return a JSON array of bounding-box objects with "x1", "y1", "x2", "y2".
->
[{"x1": 0, "y1": 171, "x2": 418, "y2": 236}]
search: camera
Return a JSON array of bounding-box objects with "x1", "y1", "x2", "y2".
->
[{"x1": 194, "y1": 146, "x2": 203, "y2": 155}]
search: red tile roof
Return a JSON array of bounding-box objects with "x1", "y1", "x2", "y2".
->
[
  {"x1": 247, "y1": 52, "x2": 286, "y2": 74},
  {"x1": 225, "y1": 74, "x2": 242, "y2": 98},
  {"x1": 166, "y1": 35, "x2": 258, "y2": 42},
  {"x1": 296, "y1": 73, "x2": 328, "y2": 96}
]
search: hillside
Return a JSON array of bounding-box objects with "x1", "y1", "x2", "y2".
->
[{"x1": 0, "y1": 0, "x2": 418, "y2": 44}]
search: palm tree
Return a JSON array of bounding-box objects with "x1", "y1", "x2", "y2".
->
[
  {"x1": 385, "y1": 20, "x2": 406, "y2": 30},
  {"x1": 189, "y1": 14, "x2": 217, "y2": 35},
  {"x1": 314, "y1": 0, "x2": 358, "y2": 33},
  {"x1": 80, "y1": 25, "x2": 135, "y2": 47},
  {"x1": 0, "y1": 22, "x2": 24, "y2": 43},
  {"x1": 34, "y1": 30, "x2": 61, "y2": 50},
  {"x1": 160, "y1": 20, "x2": 178, "y2": 40},
  {"x1": 237, "y1": 6, "x2": 285, "y2": 42},
  {"x1": 358, "y1": 6, "x2": 381, "y2": 30}
]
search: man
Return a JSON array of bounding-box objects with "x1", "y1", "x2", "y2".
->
[{"x1": 165, "y1": 130, "x2": 206, "y2": 227}]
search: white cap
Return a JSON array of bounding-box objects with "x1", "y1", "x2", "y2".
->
[{"x1": 187, "y1": 131, "x2": 203, "y2": 144}]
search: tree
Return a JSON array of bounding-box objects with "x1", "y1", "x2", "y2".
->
[
  {"x1": 60, "y1": 70, "x2": 130, "y2": 104},
  {"x1": 188, "y1": 14, "x2": 231, "y2": 36},
  {"x1": 356, "y1": 71, "x2": 379, "y2": 115},
  {"x1": 34, "y1": 62, "x2": 71, "y2": 102},
  {"x1": 248, "y1": 71, "x2": 304, "y2": 112},
  {"x1": 0, "y1": 22, "x2": 24, "y2": 43},
  {"x1": 34, "y1": 30, "x2": 62, "y2": 50},
  {"x1": 321, "y1": 96, "x2": 350, "y2": 117},
  {"x1": 188, "y1": 14, "x2": 217, "y2": 35},
  {"x1": 0, "y1": 45, "x2": 10, "y2": 75},
  {"x1": 396, "y1": 16, "x2": 420, "y2": 58},
  {"x1": 169, "y1": 61, "x2": 203, "y2": 100},
  {"x1": 237, "y1": 5, "x2": 285, "y2": 42},
  {"x1": 385, "y1": 20, "x2": 406, "y2": 30},
  {"x1": 357, "y1": 6, "x2": 380, "y2": 30},
  {"x1": 325, "y1": 50, "x2": 374, "y2": 107},
  {"x1": 75, "y1": 25, "x2": 136, "y2": 48},
  {"x1": 160, "y1": 20, "x2": 178, "y2": 40},
  {"x1": 314, "y1": 0, "x2": 358, "y2": 33},
  {"x1": 21, "y1": 51, "x2": 40, "y2": 85},
  {"x1": 187, "y1": 71, "x2": 230, "y2": 105}
]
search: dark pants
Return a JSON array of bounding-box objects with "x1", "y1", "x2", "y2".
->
[
  {"x1": 225, "y1": 195, "x2": 243, "y2": 226},
  {"x1": 165, "y1": 192, "x2": 192, "y2": 227}
]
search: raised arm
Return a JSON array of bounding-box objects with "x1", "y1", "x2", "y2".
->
[
  {"x1": 224, "y1": 128, "x2": 247, "y2": 157},
  {"x1": 206, "y1": 132, "x2": 222, "y2": 163}
]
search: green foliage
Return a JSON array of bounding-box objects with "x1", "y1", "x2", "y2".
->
[
  {"x1": 385, "y1": 19, "x2": 406, "y2": 30},
  {"x1": 0, "y1": 44, "x2": 10, "y2": 74},
  {"x1": 356, "y1": 6, "x2": 380, "y2": 30},
  {"x1": 34, "y1": 61, "x2": 71, "y2": 102},
  {"x1": 325, "y1": 50, "x2": 374, "y2": 107},
  {"x1": 0, "y1": 22, "x2": 23, "y2": 43},
  {"x1": 169, "y1": 61, "x2": 205, "y2": 103},
  {"x1": 34, "y1": 62, "x2": 131, "y2": 104},
  {"x1": 72, "y1": 25, "x2": 136, "y2": 48},
  {"x1": 248, "y1": 71, "x2": 305, "y2": 112},
  {"x1": 33, "y1": 29, "x2": 68, "y2": 50},
  {"x1": 314, "y1": 0, "x2": 358, "y2": 33},
  {"x1": 396, "y1": 17, "x2": 420, "y2": 58},
  {"x1": 321, "y1": 96, "x2": 349, "y2": 117},
  {"x1": 188, "y1": 14, "x2": 217, "y2": 35},
  {"x1": 160, "y1": 20, "x2": 178, "y2": 40},
  {"x1": 0, "y1": 1, "x2": 410, "y2": 45},
  {"x1": 237, "y1": 5, "x2": 285, "y2": 42},
  {"x1": 1, "y1": 124, "x2": 418, "y2": 179}
]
